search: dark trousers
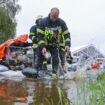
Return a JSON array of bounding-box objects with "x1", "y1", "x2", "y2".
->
[
  {"x1": 48, "y1": 45, "x2": 59, "y2": 73},
  {"x1": 37, "y1": 45, "x2": 59, "y2": 73},
  {"x1": 37, "y1": 47, "x2": 47, "y2": 71},
  {"x1": 59, "y1": 46, "x2": 65, "y2": 66},
  {"x1": 33, "y1": 48, "x2": 37, "y2": 64}
]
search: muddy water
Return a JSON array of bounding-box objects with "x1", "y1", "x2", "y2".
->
[{"x1": 0, "y1": 69, "x2": 104, "y2": 105}]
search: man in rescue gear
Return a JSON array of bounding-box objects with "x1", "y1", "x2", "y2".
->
[
  {"x1": 58, "y1": 28, "x2": 73, "y2": 73},
  {"x1": 37, "y1": 7, "x2": 71, "y2": 75},
  {"x1": 29, "y1": 15, "x2": 47, "y2": 70}
]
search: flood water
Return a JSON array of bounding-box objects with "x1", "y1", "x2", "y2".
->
[{"x1": 0, "y1": 69, "x2": 104, "y2": 105}]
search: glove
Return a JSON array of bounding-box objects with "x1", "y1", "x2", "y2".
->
[
  {"x1": 65, "y1": 46, "x2": 70, "y2": 52},
  {"x1": 32, "y1": 44, "x2": 38, "y2": 49},
  {"x1": 66, "y1": 52, "x2": 73, "y2": 64},
  {"x1": 42, "y1": 48, "x2": 47, "y2": 55}
]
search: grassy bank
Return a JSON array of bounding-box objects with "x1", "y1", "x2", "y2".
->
[{"x1": 88, "y1": 71, "x2": 105, "y2": 105}]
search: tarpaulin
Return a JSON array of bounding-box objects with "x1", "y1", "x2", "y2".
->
[
  {"x1": 0, "y1": 34, "x2": 28, "y2": 59},
  {"x1": 91, "y1": 62, "x2": 102, "y2": 69}
]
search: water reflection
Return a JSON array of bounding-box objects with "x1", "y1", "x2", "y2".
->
[
  {"x1": 0, "y1": 68, "x2": 104, "y2": 105},
  {"x1": 0, "y1": 79, "x2": 75, "y2": 105},
  {"x1": 0, "y1": 78, "x2": 90, "y2": 105},
  {"x1": 0, "y1": 79, "x2": 28, "y2": 105},
  {"x1": 32, "y1": 80, "x2": 69, "y2": 105}
]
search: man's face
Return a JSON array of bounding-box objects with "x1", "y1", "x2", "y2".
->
[{"x1": 50, "y1": 9, "x2": 59, "y2": 22}]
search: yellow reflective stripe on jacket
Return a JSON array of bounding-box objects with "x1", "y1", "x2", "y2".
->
[
  {"x1": 32, "y1": 44, "x2": 38, "y2": 48},
  {"x1": 37, "y1": 28, "x2": 45, "y2": 35},
  {"x1": 59, "y1": 43, "x2": 65, "y2": 46},
  {"x1": 65, "y1": 38, "x2": 70, "y2": 42},
  {"x1": 43, "y1": 61, "x2": 47, "y2": 64},
  {"x1": 30, "y1": 32, "x2": 34, "y2": 35},
  {"x1": 32, "y1": 36, "x2": 35, "y2": 40},
  {"x1": 48, "y1": 43, "x2": 52, "y2": 46},
  {"x1": 62, "y1": 30, "x2": 69, "y2": 36},
  {"x1": 38, "y1": 40, "x2": 45, "y2": 45},
  {"x1": 61, "y1": 48, "x2": 65, "y2": 52},
  {"x1": 67, "y1": 57, "x2": 72, "y2": 60},
  {"x1": 58, "y1": 28, "x2": 62, "y2": 34},
  {"x1": 61, "y1": 35, "x2": 65, "y2": 43}
]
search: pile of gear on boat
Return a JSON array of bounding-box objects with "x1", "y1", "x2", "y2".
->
[
  {"x1": 0, "y1": 41, "x2": 74, "y2": 78},
  {"x1": 0, "y1": 40, "x2": 105, "y2": 79}
]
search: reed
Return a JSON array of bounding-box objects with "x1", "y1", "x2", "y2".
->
[
  {"x1": 88, "y1": 71, "x2": 105, "y2": 105},
  {"x1": 32, "y1": 71, "x2": 105, "y2": 105}
]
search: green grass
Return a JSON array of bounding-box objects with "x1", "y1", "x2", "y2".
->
[
  {"x1": 70, "y1": 71, "x2": 105, "y2": 105},
  {"x1": 88, "y1": 71, "x2": 105, "y2": 105}
]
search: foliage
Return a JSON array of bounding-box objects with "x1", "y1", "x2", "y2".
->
[
  {"x1": 0, "y1": 0, "x2": 21, "y2": 18},
  {"x1": 69, "y1": 71, "x2": 105, "y2": 105},
  {"x1": 88, "y1": 71, "x2": 105, "y2": 105},
  {"x1": 0, "y1": 0, "x2": 21, "y2": 44},
  {"x1": 0, "y1": 7, "x2": 16, "y2": 43}
]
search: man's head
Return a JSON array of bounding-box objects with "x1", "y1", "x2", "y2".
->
[
  {"x1": 49, "y1": 7, "x2": 59, "y2": 23},
  {"x1": 35, "y1": 15, "x2": 43, "y2": 25}
]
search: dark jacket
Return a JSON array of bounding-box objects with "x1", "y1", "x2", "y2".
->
[
  {"x1": 37, "y1": 16, "x2": 71, "y2": 49},
  {"x1": 29, "y1": 25, "x2": 37, "y2": 44},
  {"x1": 29, "y1": 25, "x2": 38, "y2": 49}
]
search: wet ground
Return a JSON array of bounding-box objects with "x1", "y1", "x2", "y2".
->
[{"x1": 0, "y1": 69, "x2": 104, "y2": 105}]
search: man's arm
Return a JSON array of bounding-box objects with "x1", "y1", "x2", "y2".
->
[
  {"x1": 29, "y1": 26, "x2": 36, "y2": 42},
  {"x1": 29, "y1": 26, "x2": 38, "y2": 49},
  {"x1": 37, "y1": 20, "x2": 47, "y2": 54},
  {"x1": 61, "y1": 20, "x2": 71, "y2": 52}
]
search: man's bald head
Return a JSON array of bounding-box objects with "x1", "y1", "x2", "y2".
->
[{"x1": 50, "y1": 7, "x2": 60, "y2": 22}]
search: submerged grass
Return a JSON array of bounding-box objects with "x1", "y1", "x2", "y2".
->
[
  {"x1": 57, "y1": 86, "x2": 70, "y2": 105},
  {"x1": 32, "y1": 86, "x2": 70, "y2": 105}
]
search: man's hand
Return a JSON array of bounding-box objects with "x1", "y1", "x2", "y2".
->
[
  {"x1": 42, "y1": 48, "x2": 47, "y2": 55},
  {"x1": 65, "y1": 46, "x2": 70, "y2": 52}
]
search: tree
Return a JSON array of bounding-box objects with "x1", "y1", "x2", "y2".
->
[
  {"x1": 0, "y1": 0, "x2": 21, "y2": 18},
  {"x1": 0, "y1": 0, "x2": 21, "y2": 44}
]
